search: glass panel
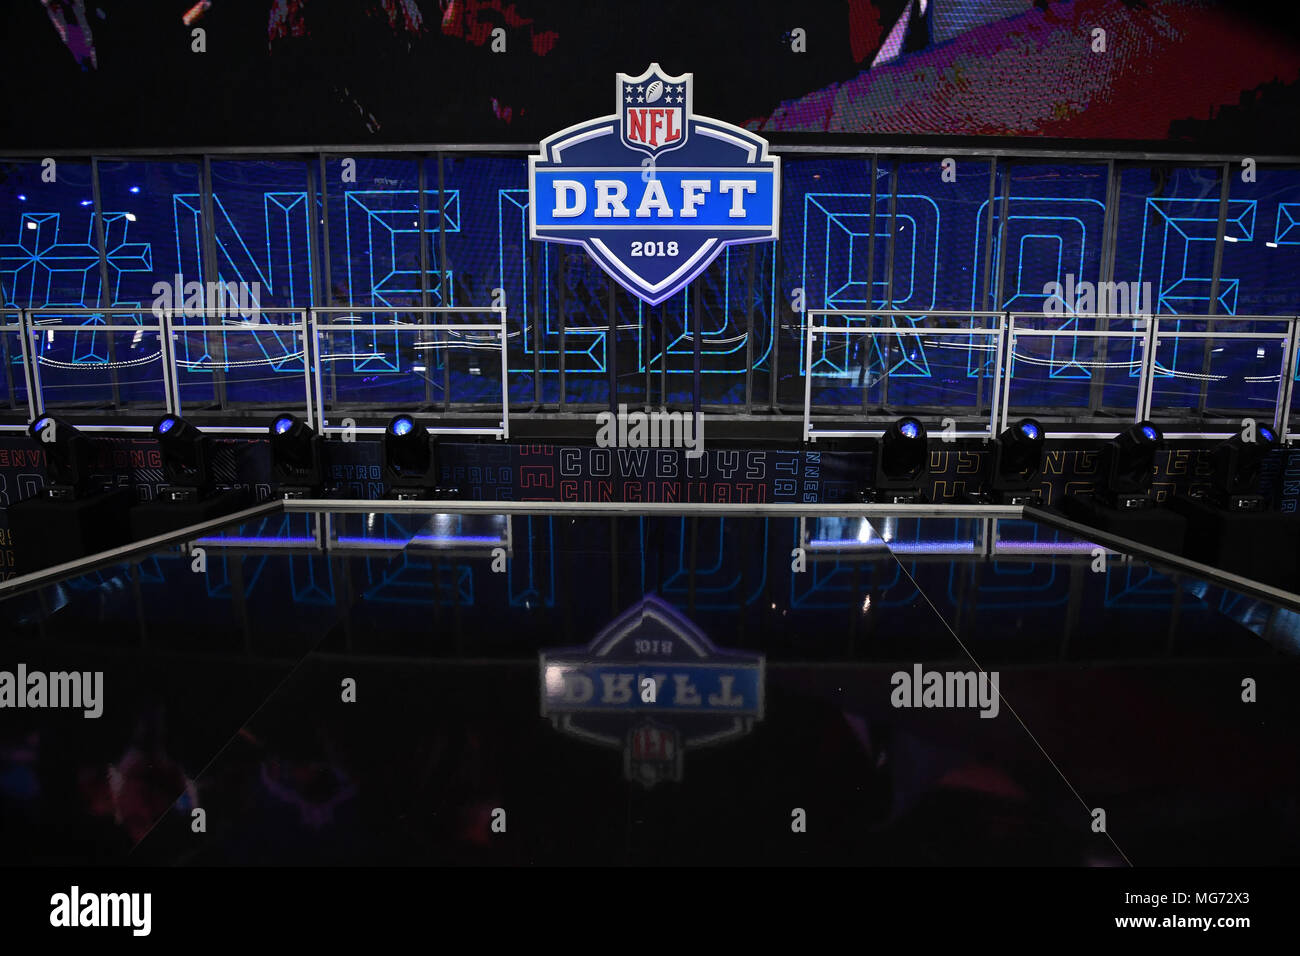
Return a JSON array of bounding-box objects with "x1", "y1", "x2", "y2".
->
[
  {"x1": 173, "y1": 310, "x2": 309, "y2": 423},
  {"x1": 0, "y1": 312, "x2": 28, "y2": 422},
  {"x1": 995, "y1": 163, "x2": 1112, "y2": 422},
  {"x1": 207, "y1": 159, "x2": 315, "y2": 310},
  {"x1": 1111, "y1": 166, "x2": 1222, "y2": 427},
  {"x1": 314, "y1": 309, "x2": 505, "y2": 432},
  {"x1": 780, "y1": 156, "x2": 875, "y2": 410},
  {"x1": 94, "y1": 159, "x2": 203, "y2": 311},
  {"x1": 1147, "y1": 316, "x2": 1290, "y2": 425},
  {"x1": 1222, "y1": 165, "x2": 1300, "y2": 436},
  {"x1": 0, "y1": 160, "x2": 101, "y2": 310},
  {"x1": 317, "y1": 313, "x2": 431, "y2": 413},
  {"x1": 322, "y1": 156, "x2": 422, "y2": 309},
  {"x1": 27, "y1": 316, "x2": 167, "y2": 419},
  {"x1": 1223, "y1": 166, "x2": 1300, "y2": 316},
  {"x1": 440, "y1": 155, "x2": 545, "y2": 408},
  {"x1": 1004, "y1": 315, "x2": 1144, "y2": 423},
  {"x1": 192, "y1": 159, "x2": 316, "y2": 416}
]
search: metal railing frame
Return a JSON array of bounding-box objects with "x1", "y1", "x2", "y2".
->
[
  {"x1": 1145, "y1": 313, "x2": 1294, "y2": 437},
  {"x1": 23, "y1": 307, "x2": 170, "y2": 430},
  {"x1": 3, "y1": 305, "x2": 1296, "y2": 445},
  {"x1": 1003, "y1": 312, "x2": 1153, "y2": 439},
  {"x1": 802, "y1": 309, "x2": 1300, "y2": 443},
  {"x1": 311, "y1": 306, "x2": 510, "y2": 439},
  {"x1": 802, "y1": 309, "x2": 1005, "y2": 442},
  {"x1": 18, "y1": 306, "x2": 314, "y2": 433},
  {"x1": 0, "y1": 311, "x2": 34, "y2": 430},
  {"x1": 164, "y1": 307, "x2": 314, "y2": 430}
]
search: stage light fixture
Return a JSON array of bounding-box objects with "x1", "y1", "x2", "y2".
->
[
  {"x1": 268, "y1": 414, "x2": 324, "y2": 498},
  {"x1": 383, "y1": 414, "x2": 443, "y2": 499},
  {"x1": 1097, "y1": 420, "x2": 1163, "y2": 509},
  {"x1": 1209, "y1": 423, "x2": 1280, "y2": 511},
  {"x1": 153, "y1": 414, "x2": 214, "y2": 501},
  {"x1": 10, "y1": 417, "x2": 132, "y2": 570},
  {"x1": 990, "y1": 417, "x2": 1046, "y2": 504},
  {"x1": 872, "y1": 417, "x2": 929, "y2": 503},
  {"x1": 28, "y1": 414, "x2": 93, "y2": 499}
]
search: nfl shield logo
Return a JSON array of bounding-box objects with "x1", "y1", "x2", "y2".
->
[
  {"x1": 529, "y1": 63, "x2": 780, "y2": 306},
  {"x1": 619, "y1": 65, "x2": 690, "y2": 157}
]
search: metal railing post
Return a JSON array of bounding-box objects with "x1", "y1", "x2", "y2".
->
[
  {"x1": 311, "y1": 307, "x2": 327, "y2": 431},
  {"x1": 802, "y1": 308, "x2": 814, "y2": 442},
  {"x1": 300, "y1": 308, "x2": 315, "y2": 430},
  {"x1": 499, "y1": 304, "x2": 510, "y2": 440},
  {"x1": 1280, "y1": 316, "x2": 1298, "y2": 442},
  {"x1": 17, "y1": 310, "x2": 38, "y2": 422},
  {"x1": 990, "y1": 311, "x2": 1008, "y2": 437}
]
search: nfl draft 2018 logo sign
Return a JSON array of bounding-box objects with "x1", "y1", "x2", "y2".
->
[{"x1": 529, "y1": 64, "x2": 780, "y2": 306}]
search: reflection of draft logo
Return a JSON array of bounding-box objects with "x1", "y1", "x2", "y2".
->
[
  {"x1": 529, "y1": 63, "x2": 780, "y2": 306},
  {"x1": 540, "y1": 595, "x2": 764, "y2": 788}
]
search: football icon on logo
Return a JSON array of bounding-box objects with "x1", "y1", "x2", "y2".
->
[{"x1": 645, "y1": 80, "x2": 664, "y2": 103}]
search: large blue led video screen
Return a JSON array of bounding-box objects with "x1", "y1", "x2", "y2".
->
[{"x1": 3, "y1": 154, "x2": 1299, "y2": 418}]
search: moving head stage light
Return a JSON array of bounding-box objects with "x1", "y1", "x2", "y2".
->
[
  {"x1": 154, "y1": 414, "x2": 214, "y2": 502},
  {"x1": 1168, "y1": 422, "x2": 1297, "y2": 588},
  {"x1": 1062, "y1": 420, "x2": 1185, "y2": 552},
  {"x1": 870, "y1": 417, "x2": 929, "y2": 504},
  {"x1": 1097, "y1": 421, "x2": 1164, "y2": 510},
  {"x1": 989, "y1": 418, "x2": 1046, "y2": 505},
  {"x1": 9, "y1": 416, "x2": 131, "y2": 573},
  {"x1": 269, "y1": 414, "x2": 324, "y2": 498},
  {"x1": 28, "y1": 415, "x2": 95, "y2": 500},
  {"x1": 1209, "y1": 423, "x2": 1279, "y2": 512},
  {"x1": 382, "y1": 414, "x2": 458, "y2": 500},
  {"x1": 131, "y1": 415, "x2": 250, "y2": 540}
]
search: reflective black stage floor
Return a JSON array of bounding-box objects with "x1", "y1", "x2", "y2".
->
[{"x1": 2, "y1": 509, "x2": 1298, "y2": 866}]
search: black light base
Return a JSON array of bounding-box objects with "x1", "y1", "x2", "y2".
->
[
  {"x1": 1211, "y1": 492, "x2": 1269, "y2": 514},
  {"x1": 1002, "y1": 489, "x2": 1044, "y2": 506},
  {"x1": 385, "y1": 488, "x2": 431, "y2": 501},
  {"x1": 129, "y1": 488, "x2": 252, "y2": 541},
  {"x1": 41, "y1": 484, "x2": 80, "y2": 502},
  {"x1": 7, "y1": 486, "x2": 134, "y2": 574},
  {"x1": 277, "y1": 486, "x2": 323, "y2": 500},
  {"x1": 1166, "y1": 495, "x2": 1300, "y2": 588},
  {"x1": 1060, "y1": 493, "x2": 1186, "y2": 553},
  {"x1": 159, "y1": 485, "x2": 203, "y2": 503},
  {"x1": 969, "y1": 489, "x2": 1043, "y2": 506},
  {"x1": 863, "y1": 490, "x2": 927, "y2": 505},
  {"x1": 1095, "y1": 491, "x2": 1154, "y2": 511}
]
